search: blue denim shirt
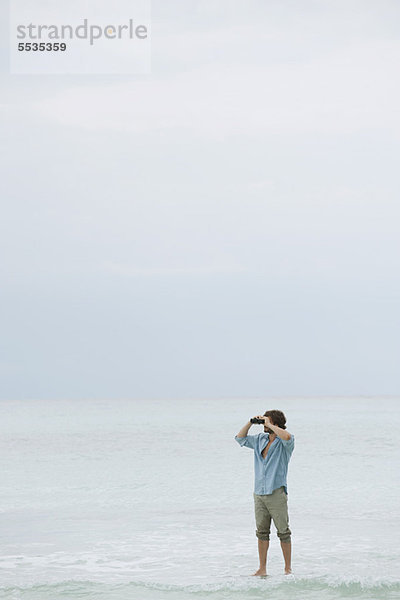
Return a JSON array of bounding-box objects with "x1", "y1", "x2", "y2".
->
[{"x1": 235, "y1": 432, "x2": 295, "y2": 495}]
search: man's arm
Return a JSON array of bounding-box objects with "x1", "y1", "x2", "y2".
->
[
  {"x1": 236, "y1": 420, "x2": 252, "y2": 438},
  {"x1": 235, "y1": 420, "x2": 259, "y2": 449},
  {"x1": 264, "y1": 417, "x2": 291, "y2": 441}
]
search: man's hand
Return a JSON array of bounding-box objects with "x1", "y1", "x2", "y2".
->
[{"x1": 253, "y1": 414, "x2": 271, "y2": 425}]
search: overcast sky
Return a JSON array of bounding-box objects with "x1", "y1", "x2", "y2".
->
[{"x1": 1, "y1": 0, "x2": 400, "y2": 400}]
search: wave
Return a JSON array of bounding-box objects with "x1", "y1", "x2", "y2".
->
[{"x1": 1, "y1": 576, "x2": 400, "y2": 600}]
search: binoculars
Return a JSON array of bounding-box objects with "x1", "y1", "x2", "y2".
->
[{"x1": 250, "y1": 417, "x2": 266, "y2": 424}]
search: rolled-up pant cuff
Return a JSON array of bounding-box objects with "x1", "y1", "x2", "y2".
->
[
  {"x1": 256, "y1": 532, "x2": 270, "y2": 541},
  {"x1": 278, "y1": 534, "x2": 291, "y2": 543}
]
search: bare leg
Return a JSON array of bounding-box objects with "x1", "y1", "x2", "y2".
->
[
  {"x1": 252, "y1": 539, "x2": 269, "y2": 576},
  {"x1": 280, "y1": 540, "x2": 292, "y2": 574}
]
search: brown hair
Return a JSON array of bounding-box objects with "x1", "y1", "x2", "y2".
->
[{"x1": 263, "y1": 410, "x2": 287, "y2": 429}]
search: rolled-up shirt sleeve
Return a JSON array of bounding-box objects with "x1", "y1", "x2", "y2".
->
[
  {"x1": 234, "y1": 434, "x2": 258, "y2": 449},
  {"x1": 280, "y1": 434, "x2": 295, "y2": 455}
]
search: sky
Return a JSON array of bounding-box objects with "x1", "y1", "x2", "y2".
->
[{"x1": 1, "y1": 0, "x2": 399, "y2": 400}]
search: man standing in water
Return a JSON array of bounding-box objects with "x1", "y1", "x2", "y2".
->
[{"x1": 235, "y1": 410, "x2": 294, "y2": 576}]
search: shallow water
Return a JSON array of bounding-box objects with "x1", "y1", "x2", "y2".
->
[{"x1": 1, "y1": 397, "x2": 399, "y2": 599}]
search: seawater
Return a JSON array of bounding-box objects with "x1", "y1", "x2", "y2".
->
[{"x1": 1, "y1": 397, "x2": 399, "y2": 600}]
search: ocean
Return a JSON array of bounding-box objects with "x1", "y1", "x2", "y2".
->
[{"x1": 1, "y1": 396, "x2": 399, "y2": 600}]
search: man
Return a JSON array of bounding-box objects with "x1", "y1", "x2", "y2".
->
[{"x1": 235, "y1": 410, "x2": 294, "y2": 576}]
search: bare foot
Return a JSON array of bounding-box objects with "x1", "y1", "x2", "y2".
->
[
  {"x1": 284, "y1": 568, "x2": 292, "y2": 575},
  {"x1": 252, "y1": 568, "x2": 267, "y2": 577}
]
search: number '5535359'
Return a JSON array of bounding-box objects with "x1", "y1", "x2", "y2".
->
[{"x1": 18, "y1": 43, "x2": 67, "y2": 51}]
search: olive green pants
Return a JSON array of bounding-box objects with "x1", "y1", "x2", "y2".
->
[{"x1": 253, "y1": 486, "x2": 292, "y2": 543}]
